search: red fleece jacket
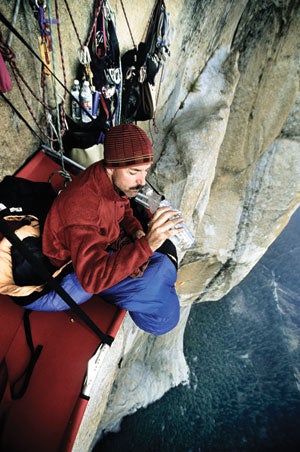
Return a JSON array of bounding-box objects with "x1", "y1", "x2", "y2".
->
[{"x1": 43, "y1": 161, "x2": 153, "y2": 293}]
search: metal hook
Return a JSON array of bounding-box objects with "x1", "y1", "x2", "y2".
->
[{"x1": 35, "y1": 0, "x2": 46, "y2": 9}]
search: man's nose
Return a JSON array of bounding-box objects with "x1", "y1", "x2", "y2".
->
[{"x1": 136, "y1": 173, "x2": 146, "y2": 186}]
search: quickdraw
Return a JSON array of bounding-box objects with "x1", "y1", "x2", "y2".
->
[{"x1": 35, "y1": 1, "x2": 58, "y2": 77}]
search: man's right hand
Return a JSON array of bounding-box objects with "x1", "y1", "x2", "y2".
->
[{"x1": 145, "y1": 206, "x2": 184, "y2": 251}]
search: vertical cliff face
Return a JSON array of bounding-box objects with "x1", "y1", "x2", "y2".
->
[
  {"x1": 149, "y1": 0, "x2": 300, "y2": 304},
  {"x1": 89, "y1": 2, "x2": 299, "y2": 443},
  {"x1": 0, "y1": 0, "x2": 299, "y2": 448}
]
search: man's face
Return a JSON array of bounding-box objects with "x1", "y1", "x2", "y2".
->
[{"x1": 107, "y1": 164, "x2": 151, "y2": 197}]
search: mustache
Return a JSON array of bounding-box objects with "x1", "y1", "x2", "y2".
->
[{"x1": 129, "y1": 185, "x2": 144, "y2": 190}]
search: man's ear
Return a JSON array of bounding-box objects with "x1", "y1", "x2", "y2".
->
[{"x1": 105, "y1": 167, "x2": 114, "y2": 179}]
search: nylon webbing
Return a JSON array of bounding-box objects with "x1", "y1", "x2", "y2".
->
[
  {"x1": 11, "y1": 310, "x2": 43, "y2": 400},
  {"x1": 0, "y1": 92, "x2": 44, "y2": 143}
]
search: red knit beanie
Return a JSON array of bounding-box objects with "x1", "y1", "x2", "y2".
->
[{"x1": 104, "y1": 123, "x2": 153, "y2": 168}]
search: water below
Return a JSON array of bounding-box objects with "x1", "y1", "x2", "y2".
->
[{"x1": 94, "y1": 209, "x2": 300, "y2": 452}]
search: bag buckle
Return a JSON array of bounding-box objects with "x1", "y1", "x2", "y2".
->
[{"x1": 139, "y1": 66, "x2": 147, "y2": 83}]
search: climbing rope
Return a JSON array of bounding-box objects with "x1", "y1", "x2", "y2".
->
[
  {"x1": 61, "y1": 0, "x2": 91, "y2": 82},
  {"x1": 54, "y1": 0, "x2": 67, "y2": 100},
  {"x1": 46, "y1": 0, "x2": 71, "y2": 181},
  {"x1": 0, "y1": 36, "x2": 60, "y2": 142},
  {"x1": 119, "y1": 0, "x2": 136, "y2": 49},
  {"x1": 0, "y1": 92, "x2": 44, "y2": 143},
  {"x1": 6, "y1": 0, "x2": 21, "y2": 47},
  {"x1": 0, "y1": 11, "x2": 94, "y2": 147},
  {"x1": 62, "y1": 0, "x2": 85, "y2": 50}
]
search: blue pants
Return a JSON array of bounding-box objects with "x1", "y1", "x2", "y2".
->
[{"x1": 26, "y1": 252, "x2": 180, "y2": 335}]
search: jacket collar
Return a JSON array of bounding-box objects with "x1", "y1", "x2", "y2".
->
[{"x1": 98, "y1": 161, "x2": 128, "y2": 202}]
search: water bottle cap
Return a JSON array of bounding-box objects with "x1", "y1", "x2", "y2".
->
[
  {"x1": 74, "y1": 79, "x2": 79, "y2": 85},
  {"x1": 83, "y1": 80, "x2": 90, "y2": 86}
]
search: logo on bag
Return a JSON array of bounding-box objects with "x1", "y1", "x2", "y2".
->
[{"x1": 10, "y1": 207, "x2": 23, "y2": 212}]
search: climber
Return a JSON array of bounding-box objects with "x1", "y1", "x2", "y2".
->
[{"x1": 23, "y1": 123, "x2": 182, "y2": 335}]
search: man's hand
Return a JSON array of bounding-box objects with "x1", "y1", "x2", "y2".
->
[
  {"x1": 145, "y1": 206, "x2": 184, "y2": 251},
  {"x1": 135, "y1": 229, "x2": 146, "y2": 239}
]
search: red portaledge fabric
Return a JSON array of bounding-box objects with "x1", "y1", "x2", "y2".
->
[{"x1": 0, "y1": 150, "x2": 126, "y2": 451}]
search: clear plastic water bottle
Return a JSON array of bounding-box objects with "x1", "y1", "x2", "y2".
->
[
  {"x1": 135, "y1": 185, "x2": 162, "y2": 213},
  {"x1": 80, "y1": 80, "x2": 93, "y2": 123},
  {"x1": 135, "y1": 183, "x2": 195, "y2": 250},
  {"x1": 71, "y1": 79, "x2": 81, "y2": 121},
  {"x1": 159, "y1": 199, "x2": 195, "y2": 250}
]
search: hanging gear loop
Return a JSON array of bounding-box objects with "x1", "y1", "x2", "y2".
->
[{"x1": 1, "y1": 1, "x2": 170, "y2": 149}]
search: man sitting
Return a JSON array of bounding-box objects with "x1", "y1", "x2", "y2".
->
[{"x1": 29, "y1": 124, "x2": 183, "y2": 335}]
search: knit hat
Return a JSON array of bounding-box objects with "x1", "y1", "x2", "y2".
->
[{"x1": 104, "y1": 123, "x2": 153, "y2": 168}]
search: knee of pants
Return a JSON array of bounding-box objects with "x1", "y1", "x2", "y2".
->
[
  {"x1": 99, "y1": 252, "x2": 177, "y2": 311},
  {"x1": 129, "y1": 289, "x2": 180, "y2": 336},
  {"x1": 99, "y1": 252, "x2": 180, "y2": 334}
]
